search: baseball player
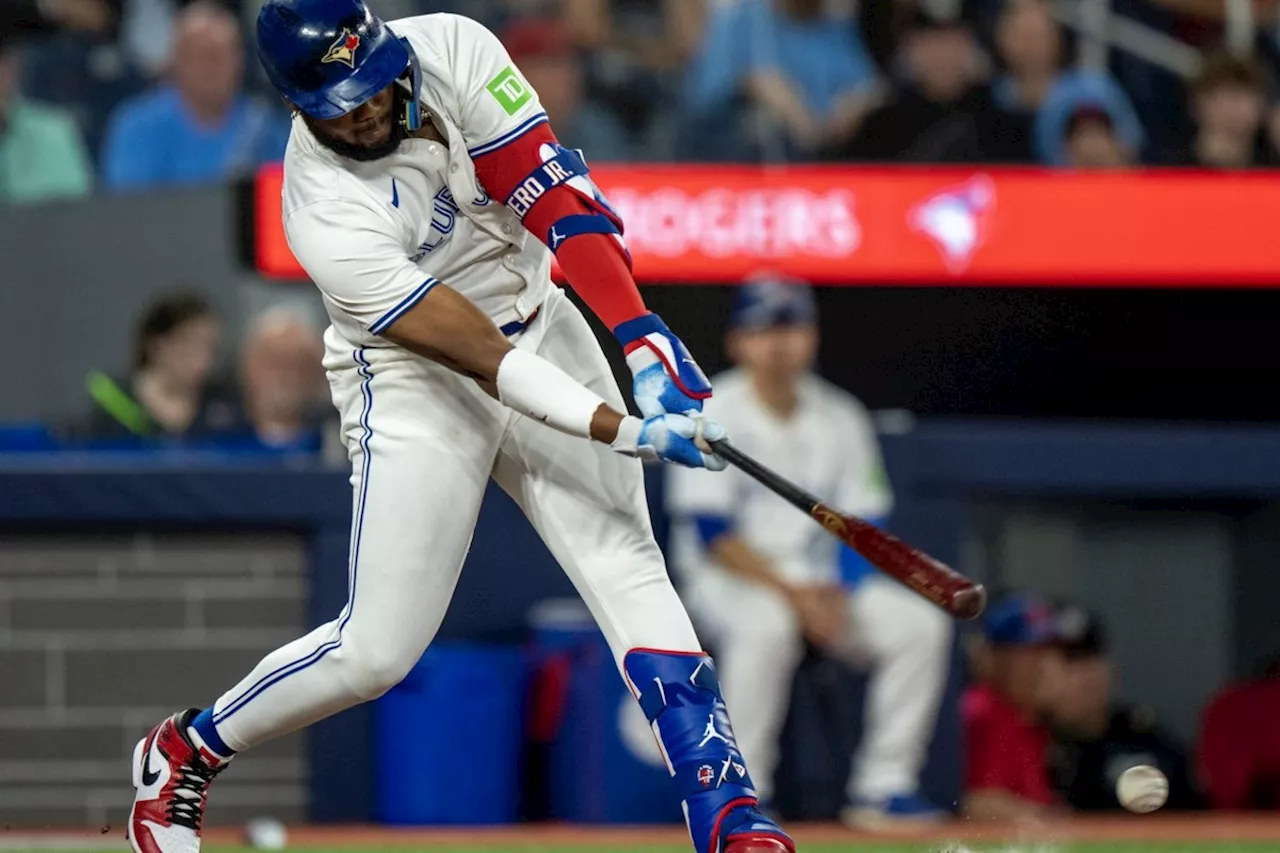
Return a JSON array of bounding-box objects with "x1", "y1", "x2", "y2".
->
[
  {"x1": 667, "y1": 277, "x2": 953, "y2": 827},
  {"x1": 124, "y1": 3, "x2": 793, "y2": 853}
]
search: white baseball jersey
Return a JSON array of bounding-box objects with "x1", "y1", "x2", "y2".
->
[
  {"x1": 281, "y1": 13, "x2": 554, "y2": 362},
  {"x1": 666, "y1": 368, "x2": 893, "y2": 587}
]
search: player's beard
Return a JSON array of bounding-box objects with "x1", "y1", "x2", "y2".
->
[{"x1": 304, "y1": 87, "x2": 410, "y2": 163}]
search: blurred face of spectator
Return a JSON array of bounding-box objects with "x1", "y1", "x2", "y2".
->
[
  {"x1": 0, "y1": 46, "x2": 15, "y2": 119},
  {"x1": 1064, "y1": 113, "x2": 1129, "y2": 168},
  {"x1": 1196, "y1": 81, "x2": 1265, "y2": 139},
  {"x1": 147, "y1": 314, "x2": 220, "y2": 390},
  {"x1": 1040, "y1": 649, "x2": 1112, "y2": 736},
  {"x1": 504, "y1": 23, "x2": 580, "y2": 128},
  {"x1": 906, "y1": 25, "x2": 979, "y2": 104},
  {"x1": 991, "y1": 644, "x2": 1049, "y2": 713},
  {"x1": 520, "y1": 54, "x2": 580, "y2": 126},
  {"x1": 241, "y1": 313, "x2": 324, "y2": 425},
  {"x1": 996, "y1": 1, "x2": 1061, "y2": 78},
  {"x1": 173, "y1": 4, "x2": 244, "y2": 121},
  {"x1": 780, "y1": 0, "x2": 825, "y2": 21},
  {"x1": 729, "y1": 324, "x2": 818, "y2": 387}
]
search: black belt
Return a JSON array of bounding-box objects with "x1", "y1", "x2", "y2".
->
[{"x1": 500, "y1": 307, "x2": 540, "y2": 337}]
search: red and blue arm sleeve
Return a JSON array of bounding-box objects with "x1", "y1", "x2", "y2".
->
[{"x1": 470, "y1": 122, "x2": 648, "y2": 332}]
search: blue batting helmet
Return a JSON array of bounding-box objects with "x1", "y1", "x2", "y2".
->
[{"x1": 256, "y1": 0, "x2": 422, "y2": 127}]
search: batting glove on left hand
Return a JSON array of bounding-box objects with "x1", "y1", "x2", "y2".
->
[
  {"x1": 611, "y1": 413, "x2": 727, "y2": 470},
  {"x1": 613, "y1": 313, "x2": 712, "y2": 418}
]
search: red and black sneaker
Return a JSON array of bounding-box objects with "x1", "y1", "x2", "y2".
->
[{"x1": 127, "y1": 710, "x2": 230, "y2": 853}]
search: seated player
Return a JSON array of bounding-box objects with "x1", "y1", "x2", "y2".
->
[
  {"x1": 1198, "y1": 649, "x2": 1280, "y2": 809},
  {"x1": 962, "y1": 592, "x2": 1061, "y2": 821},
  {"x1": 667, "y1": 276, "x2": 953, "y2": 828},
  {"x1": 1041, "y1": 603, "x2": 1201, "y2": 810}
]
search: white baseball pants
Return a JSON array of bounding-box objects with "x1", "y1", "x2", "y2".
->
[
  {"x1": 687, "y1": 573, "x2": 952, "y2": 804},
  {"x1": 210, "y1": 288, "x2": 702, "y2": 751}
]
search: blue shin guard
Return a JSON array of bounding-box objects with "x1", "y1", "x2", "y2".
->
[{"x1": 624, "y1": 650, "x2": 793, "y2": 853}]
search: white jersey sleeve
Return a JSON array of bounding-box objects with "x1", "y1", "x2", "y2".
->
[
  {"x1": 285, "y1": 199, "x2": 438, "y2": 336},
  {"x1": 830, "y1": 392, "x2": 894, "y2": 520},
  {"x1": 428, "y1": 14, "x2": 548, "y2": 158}
]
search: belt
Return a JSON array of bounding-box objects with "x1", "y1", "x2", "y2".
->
[{"x1": 500, "y1": 307, "x2": 540, "y2": 338}]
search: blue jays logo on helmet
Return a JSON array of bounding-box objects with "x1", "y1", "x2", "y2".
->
[
  {"x1": 256, "y1": 0, "x2": 421, "y2": 127},
  {"x1": 321, "y1": 27, "x2": 361, "y2": 69}
]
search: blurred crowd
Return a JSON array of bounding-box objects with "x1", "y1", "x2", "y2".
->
[
  {"x1": 5, "y1": 0, "x2": 1280, "y2": 204},
  {"x1": 35, "y1": 288, "x2": 339, "y2": 456}
]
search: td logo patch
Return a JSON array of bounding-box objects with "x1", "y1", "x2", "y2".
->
[{"x1": 486, "y1": 66, "x2": 532, "y2": 116}]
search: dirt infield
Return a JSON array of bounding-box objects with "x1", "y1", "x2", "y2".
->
[
  {"x1": 3, "y1": 815, "x2": 1278, "y2": 850},
  {"x1": 191, "y1": 815, "x2": 1280, "y2": 847}
]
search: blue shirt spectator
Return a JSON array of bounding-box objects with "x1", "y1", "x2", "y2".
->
[
  {"x1": 102, "y1": 1, "x2": 288, "y2": 192},
  {"x1": 1035, "y1": 71, "x2": 1145, "y2": 166},
  {"x1": 687, "y1": 0, "x2": 878, "y2": 158}
]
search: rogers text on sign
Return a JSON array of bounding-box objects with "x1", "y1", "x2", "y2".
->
[{"x1": 607, "y1": 186, "x2": 861, "y2": 260}]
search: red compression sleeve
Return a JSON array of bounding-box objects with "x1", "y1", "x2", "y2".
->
[{"x1": 471, "y1": 124, "x2": 647, "y2": 331}]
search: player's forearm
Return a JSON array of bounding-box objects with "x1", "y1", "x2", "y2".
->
[
  {"x1": 380, "y1": 283, "x2": 627, "y2": 442},
  {"x1": 963, "y1": 790, "x2": 1053, "y2": 822},
  {"x1": 709, "y1": 535, "x2": 794, "y2": 598}
]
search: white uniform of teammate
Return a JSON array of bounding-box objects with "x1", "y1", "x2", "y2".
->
[{"x1": 667, "y1": 285, "x2": 952, "y2": 821}]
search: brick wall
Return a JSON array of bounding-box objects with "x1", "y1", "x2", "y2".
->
[{"x1": 0, "y1": 532, "x2": 309, "y2": 828}]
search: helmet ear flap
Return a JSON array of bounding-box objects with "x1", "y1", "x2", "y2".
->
[{"x1": 396, "y1": 38, "x2": 424, "y2": 132}]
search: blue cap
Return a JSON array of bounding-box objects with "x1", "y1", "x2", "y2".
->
[
  {"x1": 729, "y1": 273, "x2": 818, "y2": 330},
  {"x1": 982, "y1": 593, "x2": 1058, "y2": 647}
]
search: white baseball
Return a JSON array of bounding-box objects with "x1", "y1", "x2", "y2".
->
[{"x1": 1116, "y1": 764, "x2": 1169, "y2": 813}]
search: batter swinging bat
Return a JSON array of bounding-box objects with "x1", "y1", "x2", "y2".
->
[{"x1": 708, "y1": 438, "x2": 987, "y2": 621}]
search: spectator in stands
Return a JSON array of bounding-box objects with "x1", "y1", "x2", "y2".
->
[
  {"x1": 0, "y1": 34, "x2": 93, "y2": 203},
  {"x1": 1173, "y1": 50, "x2": 1276, "y2": 168},
  {"x1": 236, "y1": 306, "x2": 329, "y2": 452},
  {"x1": 686, "y1": 0, "x2": 880, "y2": 160},
  {"x1": 835, "y1": 11, "x2": 998, "y2": 162},
  {"x1": 962, "y1": 592, "x2": 1061, "y2": 822},
  {"x1": 1035, "y1": 73, "x2": 1145, "y2": 166},
  {"x1": 0, "y1": 0, "x2": 117, "y2": 40},
  {"x1": 101, "y1": 1, "x2": 288, "y2": 192},
  {"x1": 499, "y1": 19, "x2": 631, "y2": 161},
  {"x1": 987, "y1": 0, "x2": 1066, "y2": 162},
  {"x1": 1059, "y1": 106, "x2": 1135, "y2": 168},
  {"x1": 1041, "y1": 603, "x2": 1201, "y2": 811},
  {"x1": 1198, "y1": 649, "x2": 1280, "y2": 809},
  {"x1": 567, "y1": 0, "x2": 704, "y2": 147},
  {"x1": 77, "y1": 291, "x2": 240, "y2": 441}
]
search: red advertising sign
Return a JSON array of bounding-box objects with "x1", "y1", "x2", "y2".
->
[{"x1": 252, "y1": 164, "x2": 1280, "y2": 286}]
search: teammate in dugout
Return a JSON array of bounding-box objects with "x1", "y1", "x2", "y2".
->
[
  {"x1": 124, "y1": 3, "x2": 794, "y2": 853},
  {"x1": 666, "y1": 277, "x2": 953, "y2": 827}
]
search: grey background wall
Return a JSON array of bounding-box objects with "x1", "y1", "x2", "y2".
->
[{"x1": 0, "y1": 185, "x2": 321, "y2": 425}]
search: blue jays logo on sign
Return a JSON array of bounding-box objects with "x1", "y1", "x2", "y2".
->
[{"x1": 410, "y1": 187, "x2": 461, "y2": 263}]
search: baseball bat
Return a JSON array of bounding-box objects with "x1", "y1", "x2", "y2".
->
[{"x1": 708, "y1": 438, "x2": 987, "y2": 621}]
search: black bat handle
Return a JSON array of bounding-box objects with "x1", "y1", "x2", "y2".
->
[{"x1": 709, "y1": 438, "x2": 822, "y2": 514}]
